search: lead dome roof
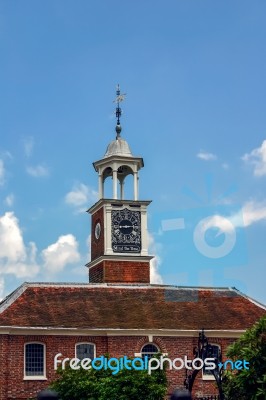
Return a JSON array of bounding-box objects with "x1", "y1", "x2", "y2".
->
[{"x1": 104, "y1": 137, "x2": 133, "y2": 158}]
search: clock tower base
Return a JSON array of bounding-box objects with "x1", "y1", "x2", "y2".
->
[{"x1": 87, "y1": 256, "x2": 152, "y2": 284}]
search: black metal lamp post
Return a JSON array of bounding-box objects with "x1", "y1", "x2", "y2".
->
[
  {"x1": 184, "y1": 329, "x2": 224, "y2": 400},
  {"x1": 37, "y1": 389, "x2": 59, "y2": 400}
]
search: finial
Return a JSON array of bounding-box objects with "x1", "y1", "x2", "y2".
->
[{"x1": 113, "y1": 84, "x2": 126, "y2": 139}]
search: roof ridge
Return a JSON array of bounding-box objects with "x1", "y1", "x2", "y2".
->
[
  {"x1": 0, "y1": 282, "x2": 28, "y2": 314},
  {"x1": 2, "y1": 281, "x2": 237, "y2": 290}
]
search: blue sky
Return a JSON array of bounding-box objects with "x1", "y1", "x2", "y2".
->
[{"x1": 0, "y1": 1, "x2": 266, "y2": 305}]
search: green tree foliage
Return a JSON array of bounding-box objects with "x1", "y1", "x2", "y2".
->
[
  {"x1": 50, "y1": 357, "x2": 167, "y2": 400},
  {"x1": 222, "y1": 315, "x2": 266, "y2": 400}
]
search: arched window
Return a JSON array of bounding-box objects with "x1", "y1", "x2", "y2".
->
[
  {"x1": 202, "y1": 344, "x2": 221, "y2": 380},
  {"x1": 24, "y1": 342, "x2": 46, "y2": 378},
  {"x1": 141, "y1": 343, "x2": 159, "y2": 360},
  {"x1": 75, "y1": 343, "x2": 96, "y2": 360}
]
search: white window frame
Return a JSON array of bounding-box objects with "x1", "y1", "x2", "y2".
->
[
  {"x1": 75, "y1": 342, "x2": 96, "y2": 360},
  {"x1": 202, "y1": 343, "x2": 221, "y2": 381},
  {"x1": 24, "y1": 342, "x2": 47, "y2": 381}
]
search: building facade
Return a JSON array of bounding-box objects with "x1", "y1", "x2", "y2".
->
[{"x1": 0, "y1": 93, "x2": 265, "y2": 399}]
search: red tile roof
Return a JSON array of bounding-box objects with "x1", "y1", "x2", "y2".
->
[{"x1": 0, "y1": 283, "x2": 265, "y2": 331}]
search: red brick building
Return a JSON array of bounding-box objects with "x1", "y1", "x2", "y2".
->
[
  {"x1": 0, "y1": 96, "x2": 265, "y2": 399},
  {"x1": 0, "y1": 282, "x2": 265, "y2": 399}
]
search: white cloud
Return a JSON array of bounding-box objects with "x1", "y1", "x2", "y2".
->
[
  {"x1": 197, "y1": 151, "x2": 217, "y2": 161},
  {"x1": 196, "y1": 201, "x2": 266, "y2": 235},
  {"x1": 87, "y1": 234, "x2": 91, "y2": 262},
  {"x1": 42, "y1": 234, "x2": 80, "y2": 274},
  {"x1": 70, "y1": 234, "x2": 91, "y2": 276},
  {"x1": 0, "y1": 212, "x2": 26, "y2": 261},
  {"x1": 4, "y1": 193, "x2": 15, "y2": 207},
  {"x1": 227, "y1": 201, "x2": 266, "y2": 229},
  {"x1": 242, "y1": 140, "x2": 266, "y2": 176},
  {"x1": 150, "y1": 257, "x2": 163, "y2": 284},
  {"x1": 242, "y1": 201, "x2": 266, "y2": 227},
  {"x1": 0, "y1": 159, "x2": 5, "y2": 185},
  {"x1": 5, "y1": 243, "x2": 39, "y2": 278},
  {"x1": 0, "y1": 212, "x2": 40, "y2": 278},
  {"x1": 65, "y1": 183, "x2": 98, "y2": 211},
  {"x1": 148, "y1": 233, "x2": 163, "y2": 284},
  {"x1": 23, "y1": 136, "x2": 34, "y2": 157},
  {"x1": 222, "y1": 163, "x2": 229, "y2": 170},
  {"x1": 0, "y1": 212, "x2": 83, "y2": 282},
  {"x1": 26, "y1": 164, "x2": 49, "y2": 177},
  {"x1": 0, "y1": 277, "x2": 4, "y2": 301}
]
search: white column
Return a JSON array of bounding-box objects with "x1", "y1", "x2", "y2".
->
[
  {"x1": 98, "y1": 174, "x2": 103, "y2": 199},
  {"x1": 105, "y1": 206, "x2": 113, "y2": 254},
  {"x1": 140, "y1": 206, "x2": 148, "y2": 256},
  {"x1": 120, "y1": 180, "x2": 125, "y2": 200},
  {"x1": 134, "y1": 172, "x2": 138, "y2": 200},
  {"x1": 113, "y1": 170, "x2": 118, "y2": 199}
]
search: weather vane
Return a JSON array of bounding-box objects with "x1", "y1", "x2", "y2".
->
[{"x1": 113, "y1": 84, "x2": 126, "y2": 138}]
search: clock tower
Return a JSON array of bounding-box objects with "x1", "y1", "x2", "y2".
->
[{"x1": 86, "y1": 86, "x2": 153, "y2": 283}]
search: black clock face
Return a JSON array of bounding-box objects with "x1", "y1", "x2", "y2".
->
[{"x1": 111, "y1": 208, "x2": 141, "y2": 253}]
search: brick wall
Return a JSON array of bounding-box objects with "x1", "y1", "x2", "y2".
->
[
  {"x1": 0, "y1": 334, "x2": 235, "y2": 400},
  {"x1": 91, "y1": 207, "x2": 104, "y2": 261},
  {"x1": 89, "y1": 260, "x2": 150, "y2": 283},
  {"x1": 89, "y1": 262, "x2": 104, "y2": 282},
  {"x1": 154, "y1": 336, "x2": 235, "y2": 397},
  {"x1": 0, "y1": 335, "x2": 9, "y2": 400}
]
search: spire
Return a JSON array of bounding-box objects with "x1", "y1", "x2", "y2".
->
[
  {"x1": 113, "y1": 84, "x2": 126, "y2": 139},
  {"x1": 93, "y1": 86, "x2": 144, "y2": 201}
]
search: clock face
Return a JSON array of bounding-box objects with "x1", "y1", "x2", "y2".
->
[
  {"x1": 94, "y1": 222, "x2": 101, "y2": 240},
  {"x1": 111, "y1": 208, "x2": 141, "y2": 253}
]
